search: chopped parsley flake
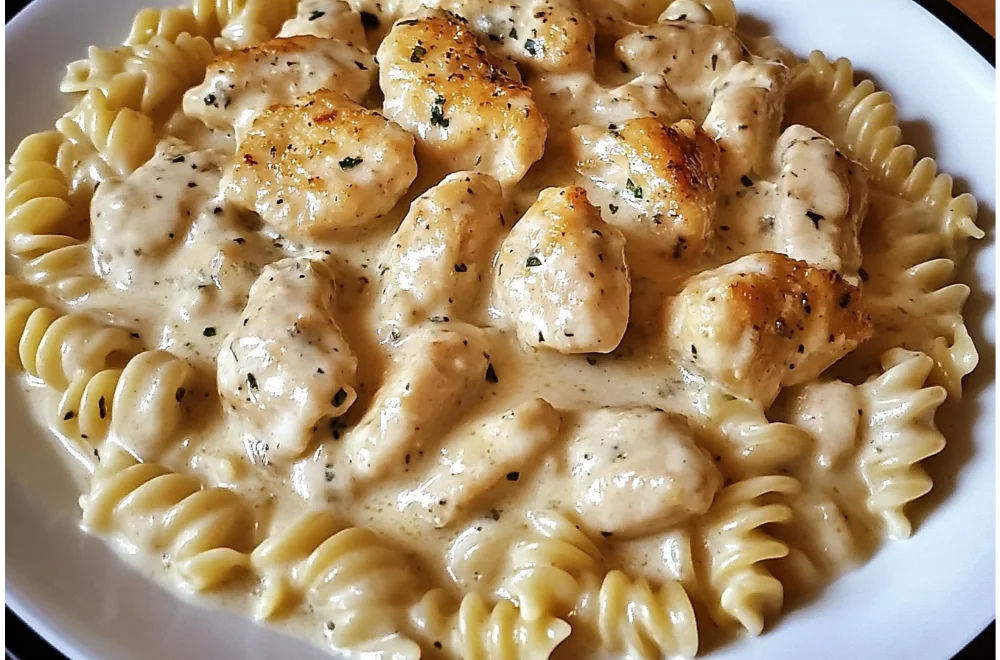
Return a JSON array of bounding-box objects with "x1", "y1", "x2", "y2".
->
[
  {"x1": 410, "y1": 45, "x2": 427, "y2": 62},
  {"x1": 339, "y1": 156, "x2": 363, "y2": 169},
  {"x1": 309, "y1": 10, "x2": 325, "y2": 20},
  {"x1": 625, "y1": 178, "x2": 643, "y2": 199},
  {"x1": 524, "y1": 38, "x2": 539, "y2": 56},
  {"x1": 430, "y1": 96, "x2": 450, "y2": 127},
  {"x1": 509, "y1": 27, "x2": 518, "y2": 39},
  {"x1": 525, "y1": 255, "x2": 542, "y2": 268},
  {"x1": 608, "y1": 204, "x2": 619, "y2": 215},
  {"x1": 203, "y1": 327, "x2": 216, "y2": 337}
]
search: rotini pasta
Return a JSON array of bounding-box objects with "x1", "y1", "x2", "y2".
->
[
  {"x1": 412, "y1": 589, "x2": 571, "y2": 660},
  {"x1": 55, "y1": 349, "x2": 197, "y2": 461},
  {"x1": 702, "y1": 394, "x2": 811, "y2": 478},
  {"x1": 585, "y1": 570, "x2": 698, "y2": 660},
  {"x1": 62, "y1": 33, "x2": 215, "y2": 122},
  {"x1": 856, "y1": 349, "x2": 947, "y2": 540},
  {"x1": 6, "y1": 132, "x2": 88, "y2": 258},
  {"x1": 499, "y1": 511, "x2": 698, "y2": 659},
  {"x1": 499, "y1": 509, "x2": 603, "y2": 621},
  {"x1": 55, "y1": 89, "x2": 157, "y2": 189},
  {"x1": 250, "y1": 510, "x2": 422, "y2": 655},
  {"x1": 81, "y1": 453, "x2": 254, "y2": 590},
  {"x1": 5, "y1": 295, "x2": 138, "y2": 390},
  {"x1": 694, "y1": 475, "x2": 799, "y2": 636},
  {"x1": 124, "y1": 0, "x2": 297, "y2": 46}
]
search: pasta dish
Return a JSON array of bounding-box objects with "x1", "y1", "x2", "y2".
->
[{"x1": 4, "y1": 0, "x2": 983, "y2": 657}]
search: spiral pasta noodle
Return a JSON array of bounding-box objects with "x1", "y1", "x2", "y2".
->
[
  {"x1": 124, "y1": 0, "x2": 297, "y2": 45},
  {"x1": 55, "y1": 89, "x2": 157, "y2": 186},
  {"x1": 856, "y1": 349, "x2": 947, "y2": 540},
  {"x1": 500, "y1": 509, "x2": 602, "y2": 621},
  {"x1": 412, "y1": 588, "x2": 571, "y2": 660},
  {"x1": 56, "y1": 349, "x2": 197, "y2": 460},
  {"x1": 5, "y1": 295, "x2": 138, "y2": 390},
  {"x1": 250, "y1": 510, "x2": 422, "y2": 655},
  {"x1": 62, "y1": 33, "x2": 215, "y2": 122},
  {"x1": 704, "y1": 394, "x2": 811, "y2": 477},
  {"x1": 81, "y1": 453, "x2": 254, "y2": 589},
  {"x1": 6, "y1": 133, "x2": 88, "y2": 259},
  {"x1": 695, "y1": 475, "x2": 799, "y2": 636},
  {"x1": 589, "y1": 570, "x2": 698, "y2": 660},
  {"x1": 499, "y1": 511, "x2": 698, "y2": 659}
]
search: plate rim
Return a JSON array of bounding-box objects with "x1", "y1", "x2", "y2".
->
[{"x1": 3, "y1": 0, "x2": 996, "y2": 659}]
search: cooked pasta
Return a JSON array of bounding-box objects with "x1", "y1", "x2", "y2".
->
[
  {"x1": 856, "y1": 349, "x2": 948, "y2": 540},
  {"x1": 5, "y1": 295, "x2": 137, "y2": 390},
  {"x1": 62, "y1": 33, "x2": 215, "y2": 122},
  {"x1": 4, "y1": 0, "x2": 984, "y2": 657},
  {"x1": 500, "y1": 509, "x2": 603, "y2": 621},
  {"x1": 55, "y1": 90, "x2": 158, "y2": 185},
  {"x1": 695, "y1": 475, "x2": 799, "y2": 636},
  {"x1": 250, "y1": 510, "x2": 422, "y2": 654},
  {"x1": 703, "y1": 394, "x2": 811, "y2": 477},
  {"x1": 412, "y1": 589, "x2": 571, "y2": 660},
  {"x1": 585, "y1": 570, "x2": 698, "y2": 660},
  {"x1": 81, "y1": 453, "x2": 254, "y2": 590}
]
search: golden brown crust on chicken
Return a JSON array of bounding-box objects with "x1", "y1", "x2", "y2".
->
[
  {"x1": 572, "y1": 117, "x2": 721, "y2": 256},
  {"x1": 377, "y1": 11, "x2": 547, "y2": 186},
  {"x1": 666, "y1": 251, "x2": 873, "y2": 403},
  {"x1": 223, "y1": 90, "x2": 417, "y2": 239},
  {"x1": 183, "y1": 35, "x2": 375, "y2": 139}
]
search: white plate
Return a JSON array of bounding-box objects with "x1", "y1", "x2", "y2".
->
[{"x1": 5, "y1": 0, "x2": 996, "y2": 658}]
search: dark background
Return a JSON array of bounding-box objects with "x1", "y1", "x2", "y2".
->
[{"x1": 4, "y1": 0, "x2": 994, "y2": 657}]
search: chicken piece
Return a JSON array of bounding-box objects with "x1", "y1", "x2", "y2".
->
[
  {"x1": 772, "y1": 125, "x2": 869, "y2": 280},
  {"x1": 702, "y1": 59, "x2": 790, "y2": 187},
  {"x1": 90, "y1": 140, "x2": 227, "y2": 288},
  {"x1": 567, "y1": 407, "x2": 721, "y2": 538},
  {"x1": 277, "y1": 0, "x2": 367, "y2": 44},
  {"x1": 776, "y1": 380, "x2": 861, "y2": 470},
  {"x1": 406, "y1": 0, "x2": 596, "y2": 72},
  {"x1": 407, "y1": 399, "x2": 562, "y2": 527},
  {"x1": 666, "y1": 252, "x2": 873, "y2": 404},
  {"x1": 532, "y1": 72, "x2": 688, "y2": 130},
  {"x1": 494, "y1": 186, "x2": 630, "y2": 354},
  {"x1": 572, "y1": 117, "x2": 721, "y2": 257},
  {"x1": 615, "y1": 20, "x2": 745, "y2": 119},
  {"x1": 377, "y1": 11, "x2": 547, "y2": 187},
  {"x1": 223, "y1": 90, "x2": 417, "y2": 239},
  {"x1": 379, "y1": 171, "x2": 505, "y2": 332},
  {"x1": 183, "y1": 35, "x2": 375, "y2": 140},
  {"x1": 343, "y1": 324, "x2": 490, "y2": 482},
  {"x1": 218, "y1": 257, "x2": 359, "y2": 461}
]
